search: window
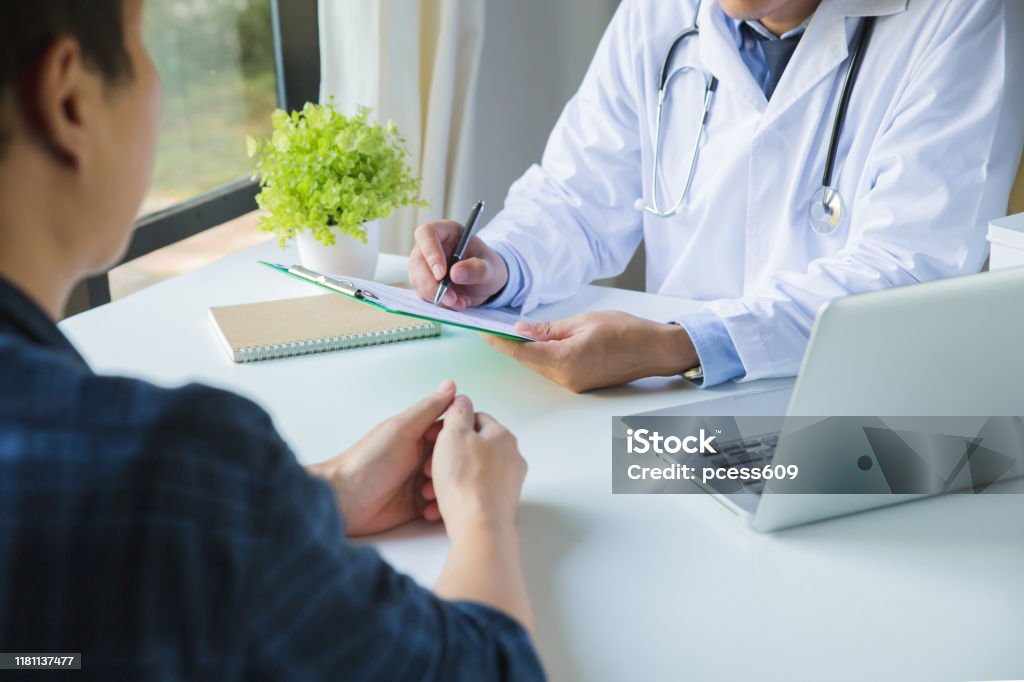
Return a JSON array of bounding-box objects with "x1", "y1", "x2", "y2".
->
[
  {"x1": 83, "y1": 0, "x2": 321, "y2": 309},
  {"x1": 141, "y1": 0, "x2": 277, "y2": 216}
]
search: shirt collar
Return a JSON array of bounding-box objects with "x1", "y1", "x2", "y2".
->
[
  {"x1": 0, "y1": 274, "x2": 89, "y2": 368},
  {"x1": 749, "y1": 17, "x2": 811, "y2": 41},
  {"x1": 729, "y1": 15, "x2": 812, "y2": 45}
]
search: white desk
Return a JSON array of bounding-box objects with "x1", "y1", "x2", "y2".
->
[{"x1": 62, "y1": 240, "x2": 1024, "y2": 682}]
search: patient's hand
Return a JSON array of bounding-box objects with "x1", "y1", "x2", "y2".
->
[
  {"x1": 308, "y1": 380, "x2": 456, "y2": 537},
  {"x1": 427, "y1": 394, "x2": 526, "y2": 539}
]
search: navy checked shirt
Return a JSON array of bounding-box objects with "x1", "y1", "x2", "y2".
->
[{"x1": 0, "y1": 276, "x2": 544, "y2": 681}]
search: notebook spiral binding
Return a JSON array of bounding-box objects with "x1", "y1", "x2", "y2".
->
[{"x1": 236, "y1": 324, "x2": 440, "y2": 363}]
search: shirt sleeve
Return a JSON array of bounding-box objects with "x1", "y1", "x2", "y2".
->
[
  {"x1": 243, "y1": 443, "x2": 545, "y2": 682},
  {"x1": 676, "y1": 310, "x2": 746, "y2": 387}
]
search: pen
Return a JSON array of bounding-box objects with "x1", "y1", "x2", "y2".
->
[{"x1": 434, "y1": 201, "x2": 486, "y2": 305}]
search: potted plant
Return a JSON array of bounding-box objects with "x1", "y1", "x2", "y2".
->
[{"x1": 247, "y1": 101, "x2": 425, "y2": 277}]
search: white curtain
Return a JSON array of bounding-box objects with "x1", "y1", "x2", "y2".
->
[{"x1": 318, "y1": 0, "x2": 485, "y2": 255}]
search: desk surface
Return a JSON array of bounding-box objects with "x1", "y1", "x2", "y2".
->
[{"x1": 62, "y1": 240, "x2": 1024, "y2": 682}]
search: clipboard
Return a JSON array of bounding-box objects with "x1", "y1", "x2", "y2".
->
[{"x1": 260, "y1": 261, "x2": 532, "y2": 341}]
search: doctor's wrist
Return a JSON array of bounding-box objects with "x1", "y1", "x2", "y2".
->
[
  {"x1": 481, "y1": 250, "x2": 512, "y2": 305},
  {"x1": 651, "y1": 322, "x2": 699, "y2": 377}
]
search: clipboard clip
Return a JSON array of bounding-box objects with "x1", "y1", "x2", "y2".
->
[{"x1": 289, "y1": 265, "x2": 380, "y2": 302}]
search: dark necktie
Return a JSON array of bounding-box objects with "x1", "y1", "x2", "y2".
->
[{"x1": 742, "y1": 24, "x2": 803, "y2": 101}]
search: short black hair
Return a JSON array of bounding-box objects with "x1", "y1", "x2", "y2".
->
[{"x1": 0, "y1": 0, "x2": 132, "y2": 151}]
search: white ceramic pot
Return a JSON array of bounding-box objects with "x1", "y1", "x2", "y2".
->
[{"x1": 295, "y1": 220, "x2": 380, "y2": 278}]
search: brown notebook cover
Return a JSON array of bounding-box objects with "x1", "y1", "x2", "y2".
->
[{"x1": 209, "y1": 294, "x2": 441, "y2": 363}]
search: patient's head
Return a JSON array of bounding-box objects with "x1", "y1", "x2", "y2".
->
[{"x1": 0, "y1": 0, "x2": 159, "y2": 285}]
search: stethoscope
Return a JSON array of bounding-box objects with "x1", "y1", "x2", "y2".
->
[{"x1": 636, "y1": 2, "x2": 876, "y2": 236}]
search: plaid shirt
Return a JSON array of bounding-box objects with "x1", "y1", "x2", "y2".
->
[{"x1": 0, "y1": 276, "x2": 544, "y2": 681}]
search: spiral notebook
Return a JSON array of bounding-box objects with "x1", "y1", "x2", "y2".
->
[{"x1": 209, "y1": 293, "x2": 441, "y2": 363}]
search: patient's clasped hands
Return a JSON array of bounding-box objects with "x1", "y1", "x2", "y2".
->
[{"x1": 308, "y1": 379, "x2": 527, "y2": 540}]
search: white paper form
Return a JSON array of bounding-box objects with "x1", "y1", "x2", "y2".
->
[{"x1": 337, "y1": 274, "x2": 531, "y2": 340}]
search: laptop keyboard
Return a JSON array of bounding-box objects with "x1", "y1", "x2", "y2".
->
[{"x1": 703, "y1": 434, "x2": 779, "y2": 495}]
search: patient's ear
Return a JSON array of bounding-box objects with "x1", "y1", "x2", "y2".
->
[{"x1": 23, "y1": 35, "x2": 99, "y2": 169}]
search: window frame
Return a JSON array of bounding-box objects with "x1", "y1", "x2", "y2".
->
[{"x1": 85, "y1": 0, "x2": 321, "y2": 308}]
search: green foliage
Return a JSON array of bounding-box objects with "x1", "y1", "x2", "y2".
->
[
  {"x1": 248, "y1": 101, "x2": 426, "y2": 246},
  {"x1": 144, "y1": 0, "x2": 276, "y2": 206}
]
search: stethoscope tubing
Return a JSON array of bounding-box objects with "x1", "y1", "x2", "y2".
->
[
  {"x1": 821, "y1": 16, "x2": 875, "y2": 189},
  {"x1": 641, "y1": 2, "x2": 875, "y2": 234},
  {"x1": 650, "y1": 67, "x2": 717, "y2": 218}
]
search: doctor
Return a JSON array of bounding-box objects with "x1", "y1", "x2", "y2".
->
[{"x1": 409, "y1": 0, "x2": 1024, "y2": 392}]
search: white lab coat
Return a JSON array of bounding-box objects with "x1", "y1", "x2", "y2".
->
[{"x1": 479, "y1": 0, "x2": 1024, "y2": 381}]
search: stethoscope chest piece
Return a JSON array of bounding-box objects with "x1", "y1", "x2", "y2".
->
[{"x1": 808, "y1": 186, "x2": 844, "y2": 235}]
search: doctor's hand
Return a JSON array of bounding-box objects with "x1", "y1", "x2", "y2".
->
[
  {"x1": 308, "y1": 379, "x2": 457, "y2": 537},
  {"x1": 409, "y1": 220, "x2": 509, "y2": 311},
  {"x1": 484, "y1": 311, "x2": 699, "y2": 393}
]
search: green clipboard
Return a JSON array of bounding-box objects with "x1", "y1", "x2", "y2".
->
[{"x1": 260, "y1": 261, "x2": 531, "y2": 341}]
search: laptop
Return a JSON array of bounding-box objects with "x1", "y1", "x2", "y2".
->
[{"x1": 617, "y1": 266, "x2": 1024, "y2": 531}]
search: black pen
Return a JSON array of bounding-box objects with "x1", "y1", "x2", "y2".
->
[{"x1": 434, "y1": 201, "x2": 486, "y2": 306}]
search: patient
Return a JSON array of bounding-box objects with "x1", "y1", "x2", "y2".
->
[{"x1": 0, "y1": 1, "x2": 543, "y2": 679}]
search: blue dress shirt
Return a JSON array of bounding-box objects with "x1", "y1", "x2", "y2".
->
[{"x1": 0, "y1": 275, "x2": 544, "y2": 681}]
